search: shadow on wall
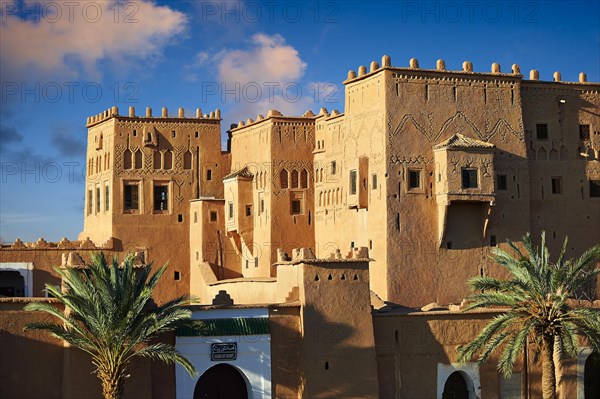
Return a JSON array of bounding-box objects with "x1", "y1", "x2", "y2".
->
[
  {"x1": 0, "y1": 300, "x2": 175, "y2": 399},
  {"x1": 270, "y1": 304, "x2": 380, "y2": 398}
]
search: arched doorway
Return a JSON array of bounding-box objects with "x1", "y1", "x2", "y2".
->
[
  {"x1": 442, "y1": 371, "x2": 469, "y2": 399},
  {"x1": 585, "y1": 352, "x2": 600, "y2": 399},
  {"x1": 194, "y1": 364, "x2": 248, "y2": 399}
]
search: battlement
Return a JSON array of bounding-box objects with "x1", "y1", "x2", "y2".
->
[
  {"x1": 0, "y1": 236, "x2": 115, "y2": 251},
  {"x1": 343, "y1": 54, "x2": 595, "y2": 85},
  {"x1": 231, "y1": 108, "x2": 318, "y2": 132},
  {"x1": 86, "y1": 106, "x2": 222, "y2": 128}
]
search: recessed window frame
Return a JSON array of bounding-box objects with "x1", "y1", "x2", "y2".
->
[
  {"x1": 408, "y1": 169, "x2": 422, "y2": 191},
  {"x1": 497, "y1": 174, "x2": 508, "y2": 191},
  {"x1": 123, "y1": 181, "x2": 141, "y2": 213},
  {"x1": 209, "y1": 210, "x2": 218, "y2": 222},
  {"x1": 153, "y1": 181, "x2": 170, "y2": 213},
  {"x1": 228, "y1": 202, "x2": 234, "y2": 219},
  {"x1": 590, "y1": 180, "x2": 600, "y2": 198},
  {"x1": 536, "y1": 123, "x2": 549, "y2": 140},
  {"x1": 349, "y1": 169, "x2": 358, "y2": 195},
  {"x1": 551, "y1": 176, "x2": 562, "y2": 195},
  {"x1": 579, "y1": 124, "x2": 591, "y2": 140},
  {"x1": 461, "y1": 168, "x2": 479, "y2": 189}
]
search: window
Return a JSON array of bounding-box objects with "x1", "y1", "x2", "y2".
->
[
  {"x1": 228, "y1": 202, "x2": 234, "y2": 219},
  {"x1": 105, "y1": 184, "x2": 110, "y2": 211},
  {"x1": 300, "y1": 169, "x2": 308, "y2": 188},
  {"x1": 124, "y1": 183, "x2": 139, "y2": 211},
  {"x1": 551, "y1": 177, "x2": 562, "y2": 194},
  {"x1": 194, "y1": 212, "x2": 198, "y2": 223},
  {"x1": 372, "y1": 174, "x2": 378, "y2": 190},
  {"x1": 291, "y1": 200, "x2": 301, "y2": 214},
  {"x1": 210, "y1": 210, "x2": 218, "y2": 222},
  {"x1": 490, "y1": 235, "x2": 497, "y2": 247},
  {"x1": 153, "y1": 152, "x2": 161, "y2": 169},
  {"x1": 178, "y1": 214, "x2": 183, "y2": 222},
  {"x1": 536, "y1": 123, "x2": 548, "y2": 140},
  {"x1": 497, "y1": 174, "x2": 508, "y2": 191},
  {"x1": 349, "y1": 170, "x2": 357, "y2": 195},
  {"x1": 580, "y1": 124, "x2": 590, "y2": 140},
  {"x1": 96, "y1": 186, "x2": 101, "y2": 213},
  {"x1": 590, "y1": 180, "x2": 600, "y2": 197},
  {"x1": 154, "y1": 184, "x2": 169, "y2": 211},
  {"x1": 291, "y1": 170, "x2": 299, "y2": 188},
  {"x1": 206, "y1": 169, "x2": 212, "y2": 181},
  {"x1": 174, "y1": 271, "x2": 180, "y2": 280},
  {"x1": 245, "y1": 204, "x2": 252, "y2": 217},
  {"x1": 290, "y1": 192, "x2": 303, "y2": 215},
  {"x1": 87, "y1": 189, "x2": 93, "y2": 215},
  {"x1": 331, "y1": 161, "x2": 337, "y2": 175},
  {"x1": 280, "y1": 169, "x2": 289, "y2": 189},
  {"x1": 408, "y1": 170, "x2": 421, "y2": 190},
  {"x1": 461, "y1": 168, "x2": 478, "y2": 189}
]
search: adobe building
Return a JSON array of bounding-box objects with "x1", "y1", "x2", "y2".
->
[{"x1": 1, "y1": 55, "x2": 599, "y2": 398}]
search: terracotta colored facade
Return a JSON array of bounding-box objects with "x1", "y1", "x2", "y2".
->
[{"x1": 1, "y1": 56, "x2": 599, "y2": 398}]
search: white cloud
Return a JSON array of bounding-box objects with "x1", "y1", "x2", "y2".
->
[
  {"x1": 0, "y1": 0, "x2": 187, "y2": 79},
  {"x1": 216, "y1": 33, "x2": 307, "y2": 86}
]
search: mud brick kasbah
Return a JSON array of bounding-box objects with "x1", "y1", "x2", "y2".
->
[{"x1": 1, "y1": 55, "x2": 599, "y2": 399}]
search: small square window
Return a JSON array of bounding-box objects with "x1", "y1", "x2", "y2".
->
[
  {"x1": 580, "y1": 124, "x2": 590, "y2": 140},
  {"x1": 245, "y1": 204, "x2": 252, "y2": 217},
  {"x1": 172, "y1": 130, "x2": 176, "y2": 138},
  {"x1": 490, "y1": 235, "x2": 497, "y2": 247},
  {"x1": 409, "y1": 170, "x2": 421, "y2": 190},
  {"x1": 497, "y1": 174, "x2": 508, "y2": 191},
  {"x1": 178, "y1": 214, "x2": 183, "y2": 223},
  {"x1": 372, "y1": 174, "x2": 378, "y2": 190},
  {"x1": 209, "y1": 210, "x2": 218, "y2": 222},
  {"x1": 551, "y1": 177, "x2": 562, "y2": 194},
  {"x1": 228, "y1": 202, "x2": 234, "y2": 219},
  {"x1": 461, "y1": 168, "x2": 478, "y2": 189},
  {"x1": 331, "y1": 161, "x2": 337, "y2": 175},
  {"x1": 536, "y1": 124, "x2": 548, "y2": 140},
  {"x1": 291, "y1": 199, "x2": 302, "y2": 215},
  {"x1": 260, "y1": 199, "x2": 265, "y2": 213},
  {"x1": 349, "y1": 170, "x2": 357, "y2": 195},
  {"x1": 206, "y1": 169, "x2": 212, "y2": 181},
  {"x1": 174, "y1": 271, "x2": 180, "y2": 280},
  {"x1": 590, "y1": 180, "x2": 600, "y2": 197},
  {"x1": 195, "y1": 131, "x2": 199, "y2": 138}
]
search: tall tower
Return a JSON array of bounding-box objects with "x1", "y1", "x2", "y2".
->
[{"x1": 80, "y1": 105, "x2": 224, "y2": 302}]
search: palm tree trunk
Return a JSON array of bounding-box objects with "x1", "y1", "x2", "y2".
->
[
  {"x1": 99, "y1": 370, "x2": 124, "y2": 399},
  {"x1": 541, "y1": 335, "x2": 557, "y2": 399}
]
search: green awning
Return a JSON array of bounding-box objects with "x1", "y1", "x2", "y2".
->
[{"x1": 176, "y1": 317, "x2": 270, "y2": 337}]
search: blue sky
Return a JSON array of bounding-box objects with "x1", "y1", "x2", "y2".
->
[{"x1": 1, "y1": 0, "x2": 599, "y2": 243}]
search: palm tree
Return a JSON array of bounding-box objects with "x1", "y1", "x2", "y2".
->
[
  {"x1": 457, "y1": 232, "x2": 600, "y2": 399},
  {"x1": 24, "y1": 252, "x2": 198, "y2": 399}
]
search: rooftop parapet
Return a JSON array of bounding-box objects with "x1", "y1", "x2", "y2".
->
[
  {"x1": 343, "y1": 54, "x2": 596, "y2": 85},
  {"x1": 86, "y1": 105, "x2": 222, "y2": 127},
  {"x1": 275, "y1": 247, "x2": 371, "y2": 266},
  {"x1": 230, "y1": 108, "x2": 318, "y2": 131},
  {"x1": 0, "y1": 236, "x2": 115, "y2": 250}
]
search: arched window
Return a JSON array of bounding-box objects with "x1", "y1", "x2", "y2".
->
[
  {"x1": 153, "y1": 151, "x2": 161, "y2": 169},
  {"x1": 442, "y1": 372, "x2": 469, "y2": 399},
  {"x1": 163, "y1": 151, "x2": 173, "y2": 170},
  {"x1": 291, "y1": 170, "x2": 299, "y2": 188},
  {"x1": 280, "y1": 169, "x2": 289, "y2": 189},
  {"x1": 183, "y1": 151, "x2": 192, "y2": 170},
  {"x1": 134, "y1": 150, "x2": 143, "y2": 169},
  {"x1": 300, "y1": 169, "x2": 308, "y2": 188},
  {"x1": 319, "y1": 191, "x2": 323, "y2": 207}
]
